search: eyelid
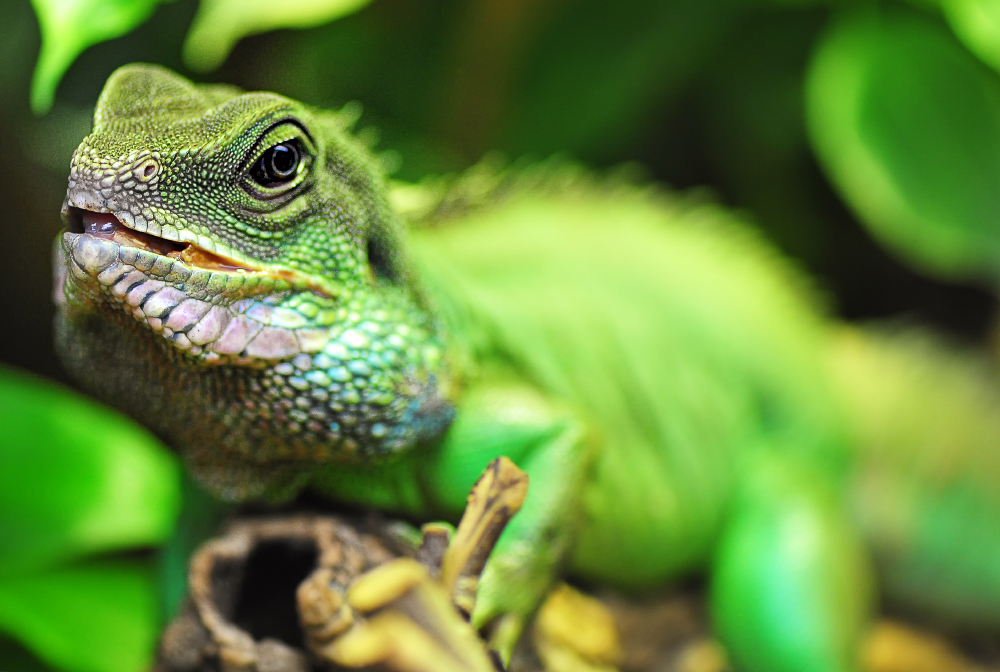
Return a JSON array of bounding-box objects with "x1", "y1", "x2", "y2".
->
[
  {"x1": 239, "y1": 117, "x2": 316, "y2": 174},
  {"x1": 254, "y1": 121, "x2": 314, "y2": 156},
  {"x1": 241, "y1": 119, "x2": 317, "y2": 202}
]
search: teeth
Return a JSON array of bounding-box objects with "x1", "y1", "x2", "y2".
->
[
  {"x1": 187, "y1": 306, "x2": 231, "y2": 345},
  {"x1": 165, "y1": 299, "x2": 211, "y2": 332}
]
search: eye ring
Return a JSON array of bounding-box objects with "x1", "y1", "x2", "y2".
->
[{"x1": 250, "y1": 140, "x2": 303, "y2": 187}]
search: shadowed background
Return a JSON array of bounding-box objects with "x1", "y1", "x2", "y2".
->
[
  {"x1": 0, "y1": 0, "x2": 997, "y2": 388},
  {"x1": 4, "y1": 1, "x2": 1000, "y2": 670}
]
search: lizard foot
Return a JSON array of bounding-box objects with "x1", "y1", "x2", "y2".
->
[{"x1": 154, "y1": 458, "x2": 528, "y2": 672}]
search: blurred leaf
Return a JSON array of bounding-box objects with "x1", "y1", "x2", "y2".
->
[
  {"x1": 29, "y1": 0, "x2": 167, "y2": 113},
  {"x1": 829, "y1": 326, "x2": 1000, "y2": 625},
  {"x1": 499, "y1": 0, "x2": 740, "y2": 159},
  {"x1": 183, "y1": 0, "x2": 373, "y2": 72},
  {"x1": 0, "y1": 634, "x2": 59, "y2": 672},
  {"x1": 0, "y1": 366, "x2": 180, "y2": 576},
  {"x1": 711, "y1": 456, "x2": 872, "y2": 672},
  {"x1": 944, "y1": 0, "x2": 1000, "y2": 73},
  {"x1": 700, "y1": 10, "x2": 829, "y2": 265},
  {"x1": 807, "y1": 9, "x2": 1000, "y2": 281},
  {"x1": 0, "y1": 560, "x2": 161, "y2": 672}
]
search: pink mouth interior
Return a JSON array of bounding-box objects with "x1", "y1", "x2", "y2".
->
[
  {"x1": 84, "y1": 211, "x2": 119, "y2": 238},
  {"x1": 70, "y1": 207, "x2": 255, "y2": 273},
  {"x1": 67, "y1": 207, "x2": 332, "y2": 297}
]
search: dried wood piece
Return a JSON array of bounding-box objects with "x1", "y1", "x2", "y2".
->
[{"x1": 153, "y1": 457, "x2": 528, "y2": 672}]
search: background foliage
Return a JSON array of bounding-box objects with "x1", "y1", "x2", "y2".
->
[{"x1": 4, "y1": 0, "x2": 1000, "y2": 669}]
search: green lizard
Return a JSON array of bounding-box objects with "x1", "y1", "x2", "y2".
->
[{"x1": 53, "y1": 64, "x2": 1000, "y2": 672}]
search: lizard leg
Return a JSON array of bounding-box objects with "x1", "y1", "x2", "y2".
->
[
  {"x1": 310, "y1": 377, "x2": 593, "y2": 661},
  {"x1": 709, "y1": 456, "x2": 874, "y2": 672},
  {"x1": 416, "y1": 381, "x2": 593, "y2": 662}
]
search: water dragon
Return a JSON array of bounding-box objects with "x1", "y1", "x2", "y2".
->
[{"x1": 53, "y1": 64, "x2": 1000, "y2": 672}]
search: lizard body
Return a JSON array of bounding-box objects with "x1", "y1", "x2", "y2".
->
[{"x1": 54, "y1": 65, "x2": 1000, "y2": 672}]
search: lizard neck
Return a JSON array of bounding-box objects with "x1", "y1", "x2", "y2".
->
[{"x1": 55, "y1": 234, "x2": 458, "y2": 501}]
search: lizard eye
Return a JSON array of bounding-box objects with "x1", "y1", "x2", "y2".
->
[{"x1": 250, "y1": 140, "x2": 303, "y2": 187}]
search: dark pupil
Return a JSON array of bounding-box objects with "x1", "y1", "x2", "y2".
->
[
  {"x1": 252, "y1": 142, "x2": 300, "y2": 186},
  {"x1": 270, "y1": 144, "x2": 298, "y2": 177}
]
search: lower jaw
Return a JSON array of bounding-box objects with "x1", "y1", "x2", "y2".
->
[
  {"x1": 55, "y1": 230, "x2": 454, "y2": 475},
  {"x1": 55, "y1": 298, "x2": 453, "y2": 499},
  {"x1": 59, "y1": 231, "x2": 339, "y2": 363}
]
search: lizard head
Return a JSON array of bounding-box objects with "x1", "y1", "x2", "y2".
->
[{"x1": 54, "y1": 64, "x2": 454, "y2": 500}]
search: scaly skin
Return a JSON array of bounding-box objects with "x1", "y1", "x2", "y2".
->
[
  {"x1": 55, "y1": 65, "x2": 1000, "y2": 672},
  {"x1": 54, "y1": 65, "x2": 455, "y2": 501}
]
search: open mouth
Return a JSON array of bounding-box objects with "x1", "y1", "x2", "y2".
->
[
  {"x1": 59, "y1": 206, "x2": 345, "y2": 361},
  {"x1": 65, "y1": 207, "x2": 258, "y2": 274}
]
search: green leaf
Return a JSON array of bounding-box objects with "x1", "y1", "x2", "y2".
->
[
  {"x1": 0, "y1": 366, "x2": 180, "y2": 576},
  {"x1": 0, "y1": 560, "x2": 161, "y2": 672},
  {"x1": 944, "y1": 0, "x2": 1000, "y2": 73},
  {"x1": 182, "y1": 0, "x2": 373, "y2": 72},
  {"x1": 806, "y1": 9, "x2": 1000, "y2": 281},
  {"x1": 28, "y1": 0, "x2": 167, "y2": 113}
]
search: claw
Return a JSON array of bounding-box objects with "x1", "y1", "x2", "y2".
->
[{"x1": 154, "y1": 458, "x2": 529, "y2": 672}]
